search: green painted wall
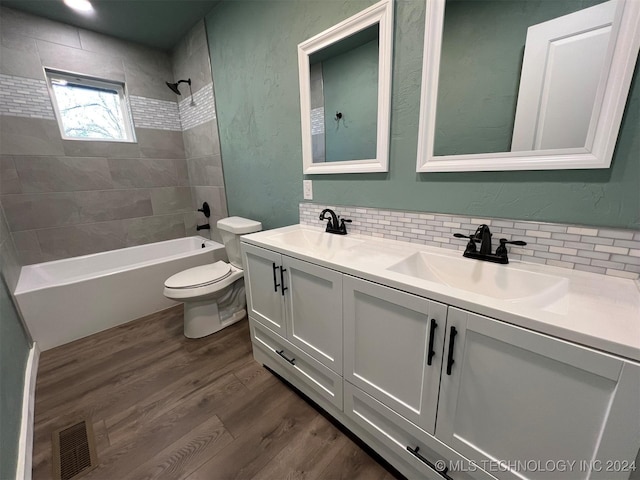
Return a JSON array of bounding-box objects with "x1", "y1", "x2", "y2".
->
[
  {"x1": 323, "y1": 39, "x2": 378, "y2": 162},
  {"x1": 435, "y1": 0, "x2": 604, "y2": 156},
  {"x1": 0, "y1": 266, "x2": 30, "y2": 479},
  {"x1": 207, "y1": 0, "x2": 639, "y2": 230}
]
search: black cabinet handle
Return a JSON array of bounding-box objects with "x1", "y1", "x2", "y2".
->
[
  {"x1": 276, "y1": 349, "x2": 295, "y2": 365},
  {"x1": 280, "y1": 267, "x2": 288, "y2": 296},
  {"x1": 427, "y1": 318, "x2": 438, "y2": 366},
  {"x1": 406, "y1": 446, "x2": 452, "y2": 480},
  {"x1": 446, "y1": 326, "x2": 457, "y2": 375},
  {"x1": 272, "y1": 262, "x2": 280, "y2": 293}
]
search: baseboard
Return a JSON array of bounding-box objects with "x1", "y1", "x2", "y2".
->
[{"x1": 16, "y1": 343, "x2": 39, "y2": 480}]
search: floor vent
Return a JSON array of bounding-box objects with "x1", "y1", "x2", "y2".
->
[{"x1": 52, "y1": 419, "x2": 98, "y2": 480}]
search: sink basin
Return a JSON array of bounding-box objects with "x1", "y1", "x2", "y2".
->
[
  {"x1": 387, "y1": 252, "x2": 568, "y2": 304},
  {"x1": 269, "y1": 228, "x2": 363, "y2": 256}
]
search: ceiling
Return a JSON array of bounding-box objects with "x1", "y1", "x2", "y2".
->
[{"x1": 1, "y1": 0, "x2": 221, "y2": 51}]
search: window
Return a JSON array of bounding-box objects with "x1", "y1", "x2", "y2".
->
[{"x1": 45, "y1": 69, "x2": 136, "y2": 142}]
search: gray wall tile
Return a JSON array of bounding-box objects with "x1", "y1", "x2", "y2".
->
[
  {"x1": 172, "y1": 43, "x2": 212, "y2": 95},
  {"x1": 0, "y1": 203, "x2": 10, "y2": 245},
  {"x1": 15, "y1": 156, "x2": 113, "y2": 192},
  {"x1": 172, "y1": 21, "x2": 212, "y2": 95},
  {"x1": 62, "y1": 138, "x2": 141, "y2": 158},
  {"x1": 122, "y1": 214, "x2": 186, "y2": 247},
  {"x1": 79, "y1": 29, "x2": 174, "y2": 101},
  {"x1": 193, "y1": 186, "x2": 228, "y2": 218},
  {"x1": 77, "y1": 189, "x2": 152, "y2": 222},
  {"x1": 0, "y1": 156, "x2": 21, "y2": 195},
  {"x1": 37, "y1": 221, "x2": 126, "y2": 261},
  {"x1": 10, "y1": 230, "x2": 43, "y2": 265},
  {"x1": 37, "y1": 39, "x2": 125, "y2": 82},
  {"x1": 136, "y1": 128, "x2": 185, "y2": 159},
  {"x1": 123, "y1": 56, "x2": 176, "y2": 102},
  {"x1": 171, "y1": 20, "x2": 207, "y2": 65},
  {"x1": 183, "y1": 211, "x2": 198, "y2": 236},
  {"x1": 0, "y1": 234, "x2": 22, "y2": 292},
  {"x1": 150, "y1": 187, "x2": 193, "y2": 215},
  {"x1": 0, "y1": 9, "x2": 216, "y2": 262},
  {"x1": 174, "y1": 159, "x2": 190, "y2": 187},
  {"x1": 0, "y1": 32, "x2": 43, "y2": 79},
  {"x1": 108, "y1": 158, "x2": 179, "y2": 188},
  {"x1": 0, "y1": 7, "x2": 80, "y2": 48},
  {"x1": 2, "y1": 192, "x2": 79, "y2": 231},
  {"x1": 0, "y1": 116, "x2": 64, "y2": 156},
  {"x1": 183, "y1": 120, "x2": 220, "y2": 159},
  {"x1": 187, "y1": 155, "x2": 224, "y2": 187}
]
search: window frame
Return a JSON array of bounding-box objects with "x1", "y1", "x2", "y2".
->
[{"x1": 44, "y1": 68, "x2": 137, "y2": 143}]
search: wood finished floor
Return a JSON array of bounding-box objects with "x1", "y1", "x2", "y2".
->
[{"x1": 33, "y1": 305, "x2": 402, "y2": 480}]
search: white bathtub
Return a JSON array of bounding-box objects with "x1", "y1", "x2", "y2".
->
[{"x1": 15, "y1": 236, "x2": 226, "y2": 351}]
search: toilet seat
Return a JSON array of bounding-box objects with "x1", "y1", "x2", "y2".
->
[
  {"x1": 165, "y1": 261, "x2": 232, "y2": 289},
  {"x1": 163, "y1": 262, "x2": 244, "y2": 301}
]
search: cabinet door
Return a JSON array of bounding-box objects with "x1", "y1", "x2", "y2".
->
[
  {"x1": 438, "y1": 307, "x2": 640, "y2": 480},
  {"x1": 343, "y1": 275, "x2": 447, "y2": 434},
  {"x1": 282, "y1": 255, "x2": 343, "y2": 373},
  {"x1": 242, "y1": 243, "x2": 285, "y2": 336}
]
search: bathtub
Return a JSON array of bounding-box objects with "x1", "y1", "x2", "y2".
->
[{"x1": 15, "y1": 236, "x2": 226, "y2": 351}]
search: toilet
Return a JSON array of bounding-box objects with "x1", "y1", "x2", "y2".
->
[{"x1": 163, "y1": 216, "x2": 262, "y2": 338}]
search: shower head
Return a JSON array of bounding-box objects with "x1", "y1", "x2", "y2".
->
[{"x1": 166, "y1": 78, "x2": 191, "y2": 95}]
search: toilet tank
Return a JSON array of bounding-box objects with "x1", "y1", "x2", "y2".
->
[{"x1": 217, "y1": 217, "x2": 262, "y2": 268}]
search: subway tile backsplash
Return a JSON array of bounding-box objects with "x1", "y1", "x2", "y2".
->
[{"x1": 300, "y1": 203, "x2": 640, "y2": 280}]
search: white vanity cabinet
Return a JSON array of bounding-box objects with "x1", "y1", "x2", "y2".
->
[
  {"x1": 243, "y1": 243, "x2": 343, "y2": 373},
  {"x1": 343, "y1": 275, "x2": 447, "y2": 434},
  {"x1": 438, "y1": 307, "x2": 640, "y2": 480},
  {"x1": 241, "y1": 235, "x2": 640, "y2": 480}
]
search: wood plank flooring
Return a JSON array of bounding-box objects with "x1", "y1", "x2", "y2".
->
[{"x1": 32, "y1": 306, "x2": 403, "y2": 480}]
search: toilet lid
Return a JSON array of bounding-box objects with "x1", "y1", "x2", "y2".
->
[{"x1": 164, "y1": 261, "x2": 232, "y2": 289}]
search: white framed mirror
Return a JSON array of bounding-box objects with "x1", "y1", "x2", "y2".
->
[
  {"x1": 298, "y1": 0, "x2": 393, "y2": 174},
  {"x1": 416, "y1": 0, "x2": 640, "y2": 172}
]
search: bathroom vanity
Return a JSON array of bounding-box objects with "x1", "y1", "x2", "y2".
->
[{"x1": 240, "y1": 225, "x2": 640, "y2": 480}]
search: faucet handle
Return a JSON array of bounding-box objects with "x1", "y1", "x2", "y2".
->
[
  {"x1": 496, "y1": 238, "x2": 527, "y2": 256},
  {"x1": 338, "y1": 218, "x2": 352, "y2": 234},
  {"x1": 499, "y1": 238, "x2": 527, "y2": 246},
  {"x1": 453, "y1": 233, "x2": 474, "y2": 240},
  {"x1": 453, "y1": 232, "x2": 477, "y2": 253}
]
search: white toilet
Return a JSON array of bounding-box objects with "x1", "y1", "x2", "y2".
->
[{"x1": 163, "y1": 216, "x2": 262, "y2": 338}]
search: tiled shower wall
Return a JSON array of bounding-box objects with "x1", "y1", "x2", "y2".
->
[
  {"x1": 0, "y1": 8, "x2": 227, "y2": 264},
  {"x1": 300, "y1": 203, "x2": 640, "y2": 280},
  {"x1": 172, "y1": 20, "x2": 228, "y2": 243}
]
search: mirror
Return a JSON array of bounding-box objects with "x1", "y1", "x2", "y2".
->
[
  {"x1": 416, "y1": 0, "x2": 640, "y2": 172},
  {"x1": 298, "y1": 0, "x2": 393, "y2": 174}
]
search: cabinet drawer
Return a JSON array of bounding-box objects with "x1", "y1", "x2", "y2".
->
[
  {"x1": 250, "y1": 317, "x2": 343, "y2": 410},
  {"x1": 344, "y1": 381, "x2": 497, "y2": 480}
]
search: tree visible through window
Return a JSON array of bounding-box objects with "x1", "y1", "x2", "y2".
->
[{"x1": 46, "y1": 70, "x2": 135, "y2": 142}]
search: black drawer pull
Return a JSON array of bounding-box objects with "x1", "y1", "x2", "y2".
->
[
  {"x1": 407, "y1": 446, "x2": 452, "y2": 480},
  {"x1": 272, "y1": 262, "x2": 280, "y2": 293},
  {"x1": 276, "y1": 349, "x2": 295, "y2": 365},
  {"x1": 446, "y1": 326, "x2": 457, "y2": 375},
  {"x1": 280, "y1": 267, "x2": 288, "y2": 296},
  {"x1": 427, "y1": 318, "x2": 438, "y2": 366}
]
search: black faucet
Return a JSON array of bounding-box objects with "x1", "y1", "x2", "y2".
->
[
  {"x1": 319, "y1": 208, "x2": 352, "y2": 235},
  {"x1": 196, "y1": 223, "x2": 210, "y2": 231},
  {"x1": 453, "y1": 224, "x2": 526, "y2": 264},
  {"x1": 475, "y1": 224, "x2": 493, "y2": 255}
]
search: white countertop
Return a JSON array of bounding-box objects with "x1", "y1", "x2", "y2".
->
[{"x1": 241, "y1": 224, "x2": 640, "y2": 362}]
